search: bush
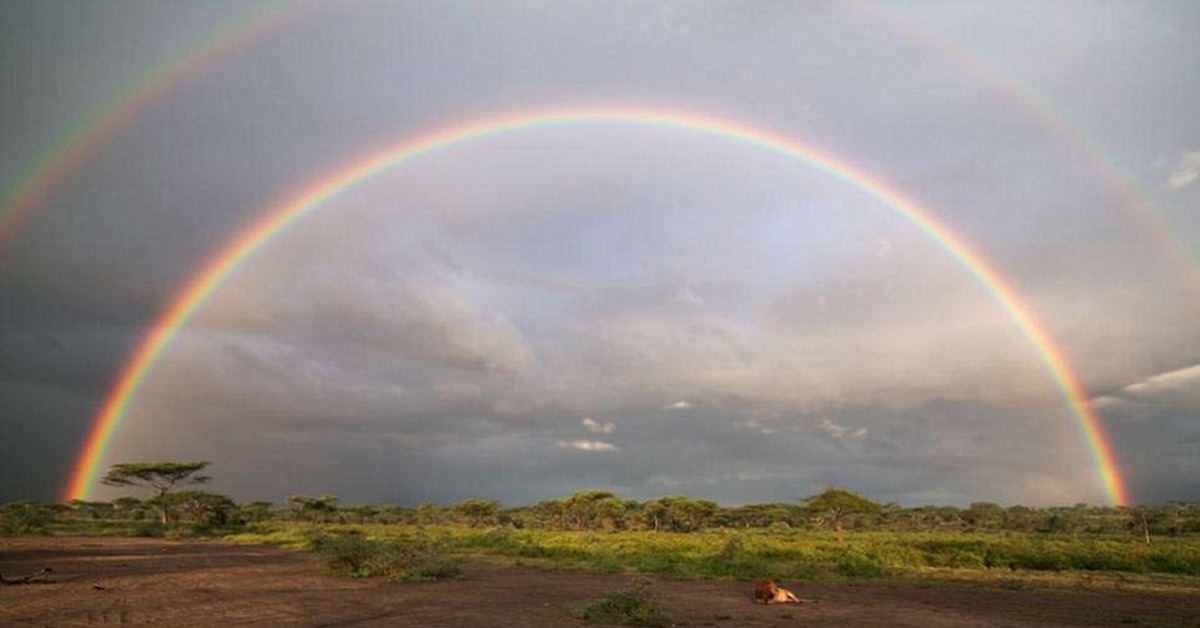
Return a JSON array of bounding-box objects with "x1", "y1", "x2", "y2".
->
[
  {"x1": 833, "y1": 547, "x2": 891, "y2": 578},
  {"x1": 307, "y1": 530, "x2": 461, "y2": 581},
  {"x1": 0, "y1": 501, "x2": 53, "y2": 536},
  {"x1": 130, "y1": 521, "x2": 167, "y2": 537},
  {"x1": 576, "y1": 577, "x2": 672, "y2": 627},
  {"x1": 701, "y1": 534, "x2": 772, "y2": 579}
]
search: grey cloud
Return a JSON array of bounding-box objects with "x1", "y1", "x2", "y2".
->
[{"x1": 5, "y1": 0, "x2": 1200, "y2": 507}]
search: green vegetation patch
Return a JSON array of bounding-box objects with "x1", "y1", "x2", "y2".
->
[
  {"x1": 307, "y1": 529, "x2": 461, "y2": 581},
  {"x1": 574, "y1": 577, "x2": 673, "y2": 627}
]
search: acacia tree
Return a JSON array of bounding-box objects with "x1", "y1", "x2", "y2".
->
[
  {"x1": 456, "y1": 499, "x2": 500, "y2": 527},
  {"x1": 287, "y1": 494, "x2": 340, "y2": 523},
  {"x1": 101, "y1": 461, "x2": 212, "y2": 525},
  {"x1": 167, "y1": 490, "x2": 237, "y2": 526},
  {"x1": 803, "y1": 487, "x2": 881, "y2": 540}
]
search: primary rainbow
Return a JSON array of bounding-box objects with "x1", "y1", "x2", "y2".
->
[{"x1": 62, "y1": 106, "x2": 1130, "y2": 505}]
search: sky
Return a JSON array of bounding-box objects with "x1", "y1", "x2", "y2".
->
[{"x1": 2, "y1": 0, "x2": 1199, "y2": 509}]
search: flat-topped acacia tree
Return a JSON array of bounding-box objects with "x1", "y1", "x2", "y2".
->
[
  {"x1": 803, "y1": 487, "x2": 882, "y2": 540},
  {"x1": 101, "y1": 461, "x2": 212, "y2": 525}
]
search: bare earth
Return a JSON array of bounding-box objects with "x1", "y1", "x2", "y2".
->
[{"x1": 3, "y1": 536, "x2": 1198, "y2": 627}]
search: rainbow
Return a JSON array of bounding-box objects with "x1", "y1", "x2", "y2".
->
[
  {"x1": 856, "y1": 2, "x2": 1200, "y2": 301},
  {"x1": 0, "y1": 0, "x2": 317, "y2": 253},
  {"x1": 62, "y1": 106, "x2": 1130, "y2": 505}
]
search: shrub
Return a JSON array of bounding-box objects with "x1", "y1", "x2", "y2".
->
[
  {"x1": 702, "y1": 534, "x2": 772, "y2": 579},
  {"x1": 0, "y1": 501, "x2": 53, "y2": 536},
  {"x1": 834, "y1": 547, "x2": 891, "y2": 578},
  {"x1": 308, "y1": 530, "x2": 461, "y2": 581},
  {"x1": 576, "y1": 577, "x2": 672, "y2": 627}
]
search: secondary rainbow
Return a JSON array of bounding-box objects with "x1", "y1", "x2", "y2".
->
[
  {"x1": 0, "y1": 0, "x2": 317, "y2": 253},
  {"x1": 63, "y1": 106, "x2": 1130, "y2": 505},
  {"x1": 856, "y1": 1, "x2": 1200, "y2": 301}
]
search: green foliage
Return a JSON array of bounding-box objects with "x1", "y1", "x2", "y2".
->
[
  {"x1": 101, "y1": 461, "x2": 212, "y2": 524},
  {"x1": 9, "y1": 490, "x2": 1200, "y2": 585},
  {"x1": 576, "y1": 577, "x2": 672, "y2": 627},
  {"x1": 804, "y1": 487, "x2": 883, "y2": 536},
  {"x1": 456, "y1": 498, "x2": 500, "y2": 527},
  {"x1": 287, "y1": 494, "x2": 340, "y2": 523},
  {"x1": 0, "y1": 501, "x2": 54, "y2": 536},
  {"x1": 833, "y1": 546, "x2": 892, "y2": 577},
  {"x1": 101, "y1": 461, "x2": 212, "y2": 490},
  {"x1": 703, "y1": 534, "x2": 772, "y2": 579},
  {"x1": 306, "y1": 529, "x2": 461, "y2": 581},
  {"x1": 166, "y1": 490, "x2": 238, "y2": 527},
  {"x1": 225, "y1": 523, "x2": 314, "y2": 549}
]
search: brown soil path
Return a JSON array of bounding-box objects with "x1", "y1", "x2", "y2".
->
[{"x1": 3, "y1": 536, "x2": 1198, "y2": 627}]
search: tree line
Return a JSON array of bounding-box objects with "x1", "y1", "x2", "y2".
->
[{"x1": 3, "y1": 461, "x2": 1198, "y2": 539}]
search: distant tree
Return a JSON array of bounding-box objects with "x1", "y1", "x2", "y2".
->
[
  {"x1": 287, "y1": 494, "x2": 339, "y2": 523},
  {"x1": 0, "y1": 501, "x2": 55, "y2": 535},
  {"x1": 346, "y1": 504, "x2": 379, "y2": 525},
  {"x1": 111, "y1": 496, "x2": 149, "y2": 520},
  {"x1": 638, "y1": 496, "x2": 717, "y2": 532},
  {"x1": 1004, "y1": 505, "x2": 1036, "y2": 533},
  {"x1": 456, "y1": 499, "x2": 500, "y2": 527},
  {"x1": 965, "y1": 502, "x2": 1006, "y2": 532},
  {"x1": 565, "y1": 490, "x2": 619, "y2": 530},
  {"x1": 239, "y1": 501, "x2": 274, "y2": 523},
  {"x1": 665, "y1": 496, "x2": 717, "y2": 532},
  {"x1": 167, "y1": 490, "x2": 237, "y2": 527},
  {"x1": 377, "y1": 505, "x2": 417, "y2": 525},
  {"x1": 68, "y1": 499, "x2": 114, "y2": 520},
  {"x1": 416, "y1": 502, "x2": 452, "y2": 525},
  {"x1": 101, "y1": 461, "x2": 211, "y2": 525},
  {"x1": 803, "y1": 488, "x2": 882, "y2": 540},
  {"x1": 641, "y1": 498, "x2": 669, "y2": 532},
  {"x1": 531, "y1": 499, "x2": 569, "y2": 529},
  {"x1": 1045, "y1": 505, "x2": 1086, "y2": 537}
]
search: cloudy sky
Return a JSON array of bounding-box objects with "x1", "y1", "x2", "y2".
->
[{"x1": 2, "y1": 0, "x2": 1198, "y2": 508}]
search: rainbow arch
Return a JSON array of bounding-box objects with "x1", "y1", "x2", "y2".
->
[
  {"x1": 856, "y1": 2, "x2": 1200, "y2": 299},
  {"x1": 0, "y1": 0, "x2": 316, "y2": 252},
  {"x1": 63, "y1": 106, "x2": 1130, "y2": 505}
]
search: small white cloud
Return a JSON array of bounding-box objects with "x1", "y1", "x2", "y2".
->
[
  {"x1": 1120, "y1": 363, "x2": 1200, "y2": 406},
  {"x1": 820, "y1": 418, "x2": 868, "y2": 440},
  {"x1": 1094, "y1": 363, "x2": 1200, "y2": 415},
  {"x1": 666, "y1": 400, "x2": 693, "y2": 410},
  {"x1": 675, "y1": 286, "x2": 704, "y2": 306},
  {"x1": 581, "y1": 416, "x2": 615, "y2": 434},
  {"x1": 556, "y1": 439, "x2": 620, "y2": 452},
  {"x1": 741, "y1": 419, "x2": 775, "y2": 435},
  {"x1": 1166, "y1": 151, "x2": 1200, "y2": 190}
]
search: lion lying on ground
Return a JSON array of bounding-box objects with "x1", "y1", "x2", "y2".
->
[{"x1": 754, "y1": 579, "x2": 815, "y2": 604}]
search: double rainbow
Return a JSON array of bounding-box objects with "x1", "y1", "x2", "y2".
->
[{"x1": 63, "y1": 107, "x2": 1129, "y2": 505}]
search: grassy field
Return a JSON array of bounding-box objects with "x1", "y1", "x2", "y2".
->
[{"x1": 224, "y1": 522, "x2": 1200, "y2": 583}]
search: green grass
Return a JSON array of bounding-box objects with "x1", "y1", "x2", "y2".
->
[
  {"x1": 305, "y1": 528, "x2": 461, "y2": 581},
  {"x1": 573, "y1": 577, "x2": 672, "y2": 627},
  {"x1": 224, "y1": 524, "x2": 1200, "y2": 582}
]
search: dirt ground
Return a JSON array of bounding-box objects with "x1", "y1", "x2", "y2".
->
[{"x1": 3, "y1": 536, "x2": 1199, "y2": 627}]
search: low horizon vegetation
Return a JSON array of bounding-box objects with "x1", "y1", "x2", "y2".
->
[{"x1": 3, "y1": 462, "x2": 1199, "y2": 583}]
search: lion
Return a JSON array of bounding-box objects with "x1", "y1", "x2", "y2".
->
[{"x1": 754, "y1": 579, "x2": 812, "y2": 604}]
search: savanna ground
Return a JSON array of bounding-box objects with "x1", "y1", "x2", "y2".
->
[{"x1": 4, "y1": 536, "x2": 1200, "y2": 627}]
